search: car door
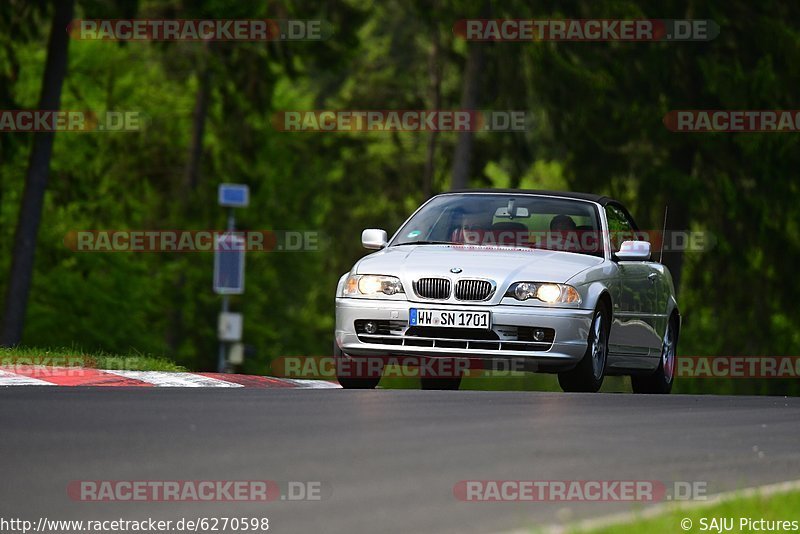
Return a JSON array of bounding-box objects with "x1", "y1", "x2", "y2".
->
[
  {"x1": 605, "y1": 205, "x2": 661, "y2": 362},
  {"x1": 646, "y1": 262, "x2": 673, "y2": 350}
]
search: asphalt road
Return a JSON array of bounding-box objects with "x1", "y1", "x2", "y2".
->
[{"x1": 1, "y1": 388, "x2": 799, "y2": 533}]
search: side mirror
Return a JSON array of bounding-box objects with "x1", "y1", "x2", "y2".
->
[
  {"x1": 616, "y1": 240, "x2": 651, "y2": 261},
  {"x1": 361, "y1": 229, "x2": 388, "y2": 250}
]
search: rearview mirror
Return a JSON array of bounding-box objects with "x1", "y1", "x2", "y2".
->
[
  {"x1": 494, "y1": 207, "x2": 530, "y2": 219},
  {"x1": 361, "y1": 229, "x2": 388, "y2": 250},
  {"x1": 616, "y1": 240, "x2": 651, "y2": 261}
]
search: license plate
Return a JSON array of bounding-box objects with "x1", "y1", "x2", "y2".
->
[{"x1": 409, "y1": 309, "x2": 490, "y2": 329}]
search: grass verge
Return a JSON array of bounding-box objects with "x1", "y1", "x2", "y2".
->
[
  {"x1": 0, "y1": 346, "x2": 185, "y2": 372},
  {"x1": 566, "y1": 488, "x2": 800, "y2": 534}
]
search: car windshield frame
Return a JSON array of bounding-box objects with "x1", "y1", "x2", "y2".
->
[{"x1": 389, "y1": 192, "x2": 606, "y2": 258}]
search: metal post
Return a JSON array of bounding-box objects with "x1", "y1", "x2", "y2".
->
[
  {"x1": 217, "y1": 295, "x2": 229, "y2": 373},
  {"x1": 217, "y1": 208, "x2": 236, "y2": 373},
  {"x1": 227, "y1": 207, "x2": 235, "y2": 232},
  {"x1": 215, "y1": 185, "x2": 248, "y2": 372}
]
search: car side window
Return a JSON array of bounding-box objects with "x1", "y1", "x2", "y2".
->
[{"x1": 605, "y1": 205, "x2": 636, "y2": 253}]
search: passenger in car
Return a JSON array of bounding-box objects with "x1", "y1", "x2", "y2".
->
[{"x1": 549, "y1": 214, "x2": 579, "y2": 252}]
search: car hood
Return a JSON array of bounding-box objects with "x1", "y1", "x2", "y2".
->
[{"x1": 355, "y1": 244, "x2": 603, "y2": 292}]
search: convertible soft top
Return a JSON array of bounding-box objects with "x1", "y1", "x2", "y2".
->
[{"x1": 445, "y1": 189, "x2": 621, "y2": 207}]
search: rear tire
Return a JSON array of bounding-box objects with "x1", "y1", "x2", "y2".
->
[
  {"x1": 631, "y1": 315, "x2": 678, "y2": 394},
  {"x1": 558, "y1": 302, "x2": 610, "y2": 393},
  {"x1": 333, "y1": 343, "x2": 382, "y2": 389}
]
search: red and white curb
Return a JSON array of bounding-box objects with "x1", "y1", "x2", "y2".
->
[{"x1": 0, "y1": 366, "x2": 340, "y2": 388}]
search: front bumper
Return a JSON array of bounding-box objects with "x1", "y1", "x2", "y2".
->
[{"x1": 335, "y1": 298, "x2": 593, "y2": 371}]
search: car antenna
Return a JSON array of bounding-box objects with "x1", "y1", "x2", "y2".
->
[{"x1": 659, "y1": 205, "x2": 668, "y2": 263}]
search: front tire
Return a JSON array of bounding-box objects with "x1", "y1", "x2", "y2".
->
[
  {"x1": 333, "y1": 343, "x2": 382, "y2": 389},
  {"x1": 558, "y1": 303, "x2": 610, "y2": 393},
  {"x1": 631, "y1": 315, "x2": 678, "y2": 394}
]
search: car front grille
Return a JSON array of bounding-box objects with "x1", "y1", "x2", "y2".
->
[
  {"x1": 414, "y1": 278, "x2": 451, "y2": 299},
  {"x1": 454, "y1": 279, "x2": 494, "y2": 301}
]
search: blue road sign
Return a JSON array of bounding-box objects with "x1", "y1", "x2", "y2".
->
[
  {"x1": 213, "y1": 233, "x2": 245, "y2": 294},
  {"x1": 218, "y1": 184, "x2": 250, "y2": 208}
]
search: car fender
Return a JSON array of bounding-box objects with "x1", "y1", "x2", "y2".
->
[
  {"x1": 567, "y1": 261, "x2": 618, "y2": 315},
  {"x1": 666, "y1": 294, "x2": 680, "y2": 328},
  {"x1": 580, "y1": 281, "x2": 615, "y2": 318}
]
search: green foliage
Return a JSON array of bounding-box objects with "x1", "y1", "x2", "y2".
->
[{"x1": 1, "y1": 0, "x2": 799, "y2": 395}]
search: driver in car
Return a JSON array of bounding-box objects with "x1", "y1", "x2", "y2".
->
[{"x1": 450, "y1": 210, "x2": 490, "y2": 245}]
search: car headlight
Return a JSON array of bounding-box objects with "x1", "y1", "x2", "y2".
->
[
  {"x1": 343, "y1": 274, "x2": 404, "y2": 296},
  {"x1": 506, "y1": 282, "x2": 581, "y2": 304}
]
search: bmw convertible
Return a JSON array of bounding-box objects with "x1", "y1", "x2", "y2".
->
[{"x1": 334, "y1": 190, "x2": 679, "y2": 393}]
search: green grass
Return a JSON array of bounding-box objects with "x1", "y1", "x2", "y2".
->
[
  {"x1": 0, "y1": 346, "x2": 185, "y2": 372},
  {"x1": 565, "y1": 488, "x2": 800, "y2": 534}
]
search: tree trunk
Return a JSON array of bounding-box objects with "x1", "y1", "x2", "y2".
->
[
  {"x1": 1, "y1": 0, "x2": 74, "y2": 346},
  {"x1": 661, "y1": 145, "x2": 695, "y2": 295},
  {"x1": 450, "y1": 40, "x2": 483, "y2": 190},
  {"x1": 167, "y1": 44, "x2": 213, "y2": 353},
  {"x1": 183, "y1": 42, "x2": 212, "y2": 192},
  {"x1": 423, "y1": 27, "x2": 441, "y2": 199}
]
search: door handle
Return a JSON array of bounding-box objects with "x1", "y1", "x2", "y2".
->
[{"x1": 648, "y1": 273, "x2": 658, "y2": 283}]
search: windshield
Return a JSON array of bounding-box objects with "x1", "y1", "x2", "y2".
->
[{"x1": 391, "y1": 193, "x2": 603, "y2": 257}]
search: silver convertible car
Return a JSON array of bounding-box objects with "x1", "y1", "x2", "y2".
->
[{"x1": 334, "y1": 190, "x2": 679, "y2": 393}]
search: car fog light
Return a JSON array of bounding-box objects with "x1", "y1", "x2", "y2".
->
[
  {"x1": 364, "y1": 321, "x2": 379, "y2": 334},
  {"x1": 533, "y1": 329, "x2": 545, "y2": 342}
]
